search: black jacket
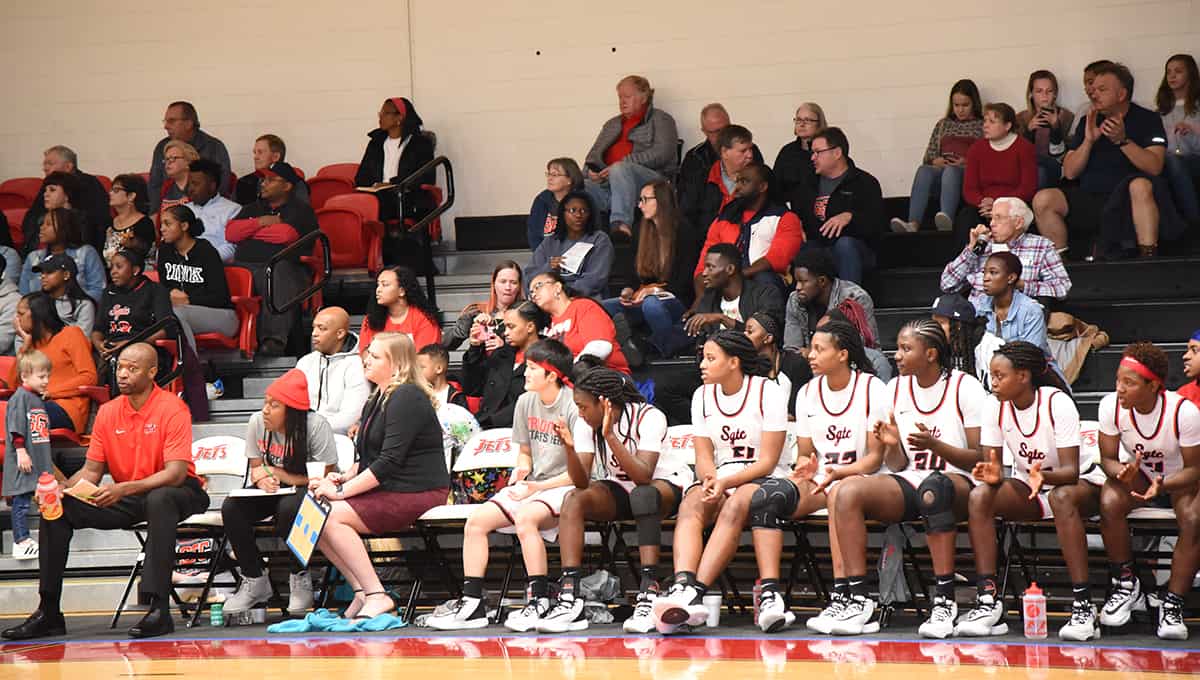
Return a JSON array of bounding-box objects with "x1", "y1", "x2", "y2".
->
[
  {"x1": 157, "y1": 238, "x2": 233, "y2": 309},
  {"x1": 235, "y1": 172, "x2": 310, "y2": 206},
  {"x1": 693, "y1": 277, "x2": 784, "y2": 331},
  {"x1": 774, "y1": 138, "x2": 817, "y2": 212},
  {"x1": 462, "y1": 342, "x2": 525, "y2": 429},
  {"x1": 779, "y1": 351, "x2": 814, "y2": 415},
  {"x1": 678, "y1": 142, "x2": 763, "y2": 229},
  {"x1": 229, "y1": 196, "x2": 319, "y2": 263},
  {"x1": 22, "y1": 170, "x2": 111, "y2": 255},
  {"x1": 355, "y1": 384, "x2": 449, "y2": 493},
  {"x1": 96, "y1": 276, "x2": 174, "y2": 343},
  {"x1": 354, "y1": 129, "x2": 436, "y2": 221},
  {"x1": 799, "y1": 160, "x2": 885, "y2": 249}
]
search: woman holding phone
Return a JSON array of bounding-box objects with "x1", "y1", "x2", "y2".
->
[{"x1": 1017, "y1": 70, "x2": 1076, "y2": 189}]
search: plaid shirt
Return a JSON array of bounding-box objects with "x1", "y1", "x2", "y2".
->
[{"x1": 940, "y1": 232, "x2": 1071, "y2": 308}]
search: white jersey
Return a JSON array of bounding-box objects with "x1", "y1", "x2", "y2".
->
[
  {"x1": 981, "y1": 386, "x2": 1081, "y2": 490},
  {"x1": 889, "y1": 370, "x2": 986, "y2": 487},
  {"x1": 795, "y1": 371, "x2": 889, "y2": 483},
  {"x1": 572, "y1": 402, "x2": 693, "y2": 490},
  {"x1": 691, "y1": 375, "x2": 789, "y2": 480},
  {"x1": 1098, "y1": 390, "x2": 1200, "y2": 480}
]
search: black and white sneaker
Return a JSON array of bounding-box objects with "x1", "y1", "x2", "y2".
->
[
  {"x1": 426, "y1": 595, "x2": 489, "y2": 630},
  {"x1": 1059, "y1": 600, "x2": 1101, "y2": 641},
  {"x1": 1158, "y1": 597, "x2": 1189, "y2": 641},
  {"x1": 504, "y1": 596, "x2": 551, "y2": 632},
  {"x1": 918, "y1": 596, "x2": 958, "y2": 639},
  {"x1": 953, "y1": 592, "x2": 1008, "y2": 637},
  {"x1": 805, "y1": 593, "x2": 847, "y2": 634},
  {"x1": 828, "y1": 594, "x2": 881, "y2": 635},
  {"x1": 652, "y1": 582, "x2": 708, "y2": 633},
  {"x1": 536, "y1": 594, "x2": 588, "y2": 633},
  {"x1": 1099, "y1": 578, "x2": 1146, "y2": 627},
  {"x1": 756, "y1": 589, "x2": 796, "y2": 633},
  {"x1": 623, "y1": 590, "x2": 657, "y2": 634}
]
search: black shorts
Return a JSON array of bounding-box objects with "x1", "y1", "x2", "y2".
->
[
  {"x1": 890, "y1": 475, "x2": 923, "y2": 522},
  {"x1": 1062, "y1": 185, "x2": 1108, "y2": 236},
  {"x1": 597, "y1": 480, "x2": 685, "y2": 519}
]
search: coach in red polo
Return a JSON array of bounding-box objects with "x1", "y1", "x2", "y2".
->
[{"x1": 2, "y1": 343, "x2": 207, "y2": 641}]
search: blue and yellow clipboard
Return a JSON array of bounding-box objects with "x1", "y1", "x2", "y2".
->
[{"x1": 286, "y1": 492, "x2": 331, "y2": 567}]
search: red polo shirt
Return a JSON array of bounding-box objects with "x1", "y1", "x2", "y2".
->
[{"x1": 86, "y1": 385, "x2": 196, "y2": 483}]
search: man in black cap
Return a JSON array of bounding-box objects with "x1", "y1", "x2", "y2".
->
[{"x1": 225, "y1": 162, "x2": 318, "y2": 356}]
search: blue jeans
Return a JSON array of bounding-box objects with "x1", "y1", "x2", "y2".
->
[
  {"x1": 11, "y1": 493, "x2": 32, "y2": 543},
  {"x1": 803, "y1": 237, "x2": 876, "y2": 285},
  {"x1": 585, "y1": 161, "x2": 664, "y2": 228},
  {"x1": 1164, "y1": 153, "x2": 1200, "y2": 220},
  {"x1": 601, "y1": 295, "x2": 689, "y2": 356},
  {"x1": 45, "y1": 400, "x2": 74, "y2": 431},
  {"x1": 1036, "y1": 156, "x2": 1062, "y2": 189},
  {"x1": 908, "y1": 164, "x2": 964, "y2": 222}
]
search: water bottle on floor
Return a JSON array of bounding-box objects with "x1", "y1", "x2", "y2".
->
[{"x1": 1022, "y1": 582, "x2": 1047, "y2": 639}]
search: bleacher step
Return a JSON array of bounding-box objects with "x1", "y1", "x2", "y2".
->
[
  {"x1": 0, "y1": 577, "x2": 132, "y2": 616},
  {"x1": 2, "y1": 528, "x2": 140, "y2": 554},
  {"x1": 435, "y1": 249, "x2": 530, "y2": 276}
]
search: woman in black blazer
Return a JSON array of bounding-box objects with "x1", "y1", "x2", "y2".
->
[{"x1": 354, "y1": 96, "x2": 436, "y2": 224}]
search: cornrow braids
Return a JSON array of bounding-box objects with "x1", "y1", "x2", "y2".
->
[
  {"x1": 902, "y1": 319, "x2": 953, "y2": 377},
  {"x1": 707, "y1": 329, "x2": 772, "y2": 377},
  {"x1": 574, "y1": 367, "x2": 645, "y2": 409},
  {"x1": 993, "y1": 340, "x2": 1071, "y2": 394},
  {"x1": 948, "y1": 317, "x2": 982, "y2": 377},
  {"x1": 814, "y1": 320, "x2": 875, "y2": 375},
  {"x1": 749, "y1": 311, "x2": 782, "y2": 344}
]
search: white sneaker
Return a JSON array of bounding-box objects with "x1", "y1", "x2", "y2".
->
[
  {"x1": 890, "y1": 217, "x2": 919, "y2": 233},
  {"x1": 12, "y1": 539, "x2": 38, "y2": 560},
  {"x1": 953, "y1": 592, "x2": 1008, "y2": 637},
  {"x1": 805, "y1": 593, "x2": 846, "y2": 634},
  {"x1": 828, "y1": 594, "x2": 880, "y2": 635},
  {"x1": 536, "y1": 594, "x2": 588, "y2": 633},
  {"x1": 503, "y1": 596, "x2": 550, "y2": 632},
  {"x1": 426, "y1": 595, "x2": 489, "y2": 630},
  {"x1": 919, "y1": 595, "x2": 958, "y2": 639},
  {"x1": 224, "y1": 573, "x2": 272, "y2": 612},
  {"x1": 1059, "y1": 600, "x2": 1101, "y2": 641},
  {"x1": 1099, "y1": 577, "x2": 1146, "y2": 627},
  {"x1": 287, "y1": 571, "x2": 314, "y2": 614},
  {"x1": 652, "y1": 582, "x2": 708, "y2": 633},
  {"x1": 934, "y1": 212, "x2": 953, "y2": 231},
  {"x1": 756, "y1": 589, "x2": 795, "y2": 633},
  {"x1": 623, "y1": 590, "x2": 657, "y2": 634},
  {"x1": 1157, "y1": 597, "x2": 1189, "y2": 640}
]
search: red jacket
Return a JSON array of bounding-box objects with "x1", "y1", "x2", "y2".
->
[
  {"x1": 693, "y1": 204, "x2": 804, "y2": 278},
  {"x1": 962, "y1": 136, "x2": 1038, "y2": 207}
]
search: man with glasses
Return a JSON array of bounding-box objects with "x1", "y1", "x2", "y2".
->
[
  {"x1": 678, "y1": 104, "x2": 763, "y2": 232},
  {"x1": 148, "y1": 101, "x2": 231, "y2": 214},
  {"x1": 685, "y1": 125, "x2": 759, "y2": 241},
  {"x1": 796, "y1": 127, "x2": 884, "y2": 285},
  {"x1": 21, "y1": 146, "x2": 111, "y2": 254}
]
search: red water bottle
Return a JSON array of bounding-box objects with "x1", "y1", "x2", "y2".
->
[
  {"x1": 36, "y1": 472, "x2": 63, "y2": 521},
  {"x1": 1022, "y1": 582, "x2": 1047, "y2": 639}
]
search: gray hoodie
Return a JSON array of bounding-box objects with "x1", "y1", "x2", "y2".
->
[{"x1": 295, "y1": 332, "x2": 370, "y2": 435}]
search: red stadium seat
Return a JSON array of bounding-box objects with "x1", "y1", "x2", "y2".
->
[
  {"x1": 293, "y1": 167, "x2": 306, "y2": 180},
  {"x1": 307, "y1": 176, "x2": 355, "y2": 211},
  {"x1": 138, "y1": 172, "x2": 150, "y2": 184},
  {"x1": 0, "y1": 177, "x2": 42, "y2": 211},
  {"x1": 316, "y1": 207, "x2": 383, "y2": 274},
  {"x1": 0, "y1": 355, "x2": 15, "y2": 389},
  {"x1": 94, "y1": 175, "x2": 113, "y2": 193},
  {"x1": 316, "y1": 163, "x2": 359, "y2": 183},
  {"x1": 193, "y1": 266, "x2": 261, "y2": 359},
  {"x1": 325, "y1": 193, "x2": 384, "y2": 273},
  {"x1": 2, "y1": 208, "x2": 27, "y2": 249}
]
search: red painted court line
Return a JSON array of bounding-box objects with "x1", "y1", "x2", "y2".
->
[{"x1": 1, "y1": 637, "x2": 1198, "y2": 672}]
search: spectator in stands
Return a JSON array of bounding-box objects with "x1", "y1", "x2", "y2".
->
[
  {"x1": 104, "y1": 174, "x2": 156, "y2": 263},
  {"x1": 148, "y1": 101, "x2": 232, "y2": 214},
  {"x1": 527, "y1": 158, "x2": 584, "y2": 250},
  {"x1": 603, "y1": 180, "x2": 696, "y2": 358},
  {"x1": 463, "y1": 300, "x2": 548, "y2": 429},
  {"x1": 0, "y1": 252, "x2": 19, "y2": 354},
  {"x1": 20, "y1": 208, "x2": 105, "y2": 302},
  {"x1": 679, "y1": 104, "x2": 764, "y2": 226},
  {"x1": 1181, "y1": 329, "x2": 1200, "y2": 407},
  {"x1": 157, "y1": 141, "x2": 199, "y2": 215},
  {"x1": 1033, "y1": 62, "x2": 1175, "y2": 258},
  {"x1": 526, "y1": 191, "x2": 613, "y2": 299},
  {"x1": 1157, "y1": 54, "x2": 1200, "y2": 222},
  {"x1": 9, "y1": 293, "x2": 96, "y2": 431},
  {"x1": 309, "y1": 332, "x2": 449, "y2": 620},
  {"x1": 783, "y1": 248, "x2": 877, "y2": 353},
  {"x1": 417, "y1": 343, "x2": 466, "y2": 409},
  {"x1": 186, "y1": 159, "x2": 240, "y2": 263},
  {"x1": 226, "y1": 161, "x2": 318, "y2": 356},
  {"x1": 955, "y1": 103, "x2": 1037, "y2": 241},
  {"x1": 941, "y1": 196, "x2": 1070, "y2": 309},
  {"x1": 798, "y1": 126, "x2": 884, "y2": 284},
  {"x1": 1070, "y1": 60, "x2": 1116, "y2": 138},
  {"x1": 931, "y1": 294, "x2": 985, "y2": 379},
  {"x1": 893, "y1": 79, "x2": 984, "y2": 233},
  {"x1": 29, "y1": 254, "x2": 95, "y2": 347},
  {"x1": 1017, "y1": 70, "x2": 1075, "y2": 188},
  {"x1": 685, "y1": 243, "x2": 784, "y2": 337},
  {"x1": 3, "y1": 350, "x2": 53, "y2": 560},
  {"x1": 354, "y1": 97, "x2": 436, "y2": 224},
  {"x1": 820, "y1": 303, "x2": 893, "y2": 381},
  {"x1": 360, "y1": 265, "x2": 442, "y2": 352},
  {"x1": 236, "y1": 134, "x2": 309, "y2": 205},
  {"x1": 529, "y1": 270, "x2": 630, "y2": 374},
  {"x1": 684, "y1": 125, "x2": 757, "y2": 243},
  {"x1": 444, "y1": 260, "x2": 523, "y2": 351},
  {"x1": 745, "y1": 311, "x2": 812, "y2": 415},
  {"x1": 976, "y1": 251, "x2": 1067, "y2": 388},
  {"x1": 1, "y1": 343, "x2": 207, "y2": 640},
  {"x1": 220, "y1": 370, "x2": 338, "y2": 616},
  {"x1": 22, "y1": 146, "x2": 110, "y2": 254},
  {"x1": 585, "y1": 75, "x2": 679, "y2": 240},
  {"x1": 157, "y1": 206, "x2": 237, "y2": 350},
  {"x1": 692, "y1": 164, "x2": 804, "y2": 296},
  {"x1": 297, "y1": 306, "x2": 369, "y2": 435},
  {"x1": 774, "y1": 103, "x2": 827, "y2": 212},
  {"x1": 93, "y1": 249, "x2": 174, "y2": 365},
  {"x1": 20, "y1": 172, "x2": 91, "y2": 259}
]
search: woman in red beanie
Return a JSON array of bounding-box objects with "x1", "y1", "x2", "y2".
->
[{"x1": 219, "y1": 369, "x2": 339, "y2": 616}]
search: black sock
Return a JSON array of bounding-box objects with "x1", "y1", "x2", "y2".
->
[
  {"x1": 38, "y1": 593, "x2": 61, "y2": 617},
  {"x1": 639, "y1": 566, "x2": 658, "y2": 592},
  {"x1": 760, "y1": 578, "x2": 780, "y2": 593},
  {"x1": 561, "y1": 567, "x2": 582, "y2": 598},
  {"x1": 529, "y1": 575, "x2": 549, "y2": 599},
  {"x1": 834, "y1": 577, "x2": 849, "y2": 598},
  {"x1": 1072, "y1": 583, "x2": 1092, "y2": 603},
  {"x1": 676, "y1": 571, "x2": 698, "y2": 587},
  {"x1": 935, "y1": 574, "x2": 956, "y2": 599},
  {"x1": 847, "y1": 575, "x2": 870, "y2": 598},
  {"x1": 462, "y1": 576, "x2": 484, "y2": 599},
  {"x1": 1109, "y1": 561, "x2": 1136, "y2": 584},
  {"x1": 977, "y1": 575, "x2": 997, "y2": 598}
]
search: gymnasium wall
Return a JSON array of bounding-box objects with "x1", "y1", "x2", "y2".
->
[{"x1": 2, "y1": 0, "x2": 1197, "y2": 242}]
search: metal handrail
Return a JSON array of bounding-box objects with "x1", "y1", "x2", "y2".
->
[
  {"x1": 106, "y1": 313, "x2": 186, "y2": 395},
  {"x1": 395, "y1": 155, "x2": 454, "y2": 234},
  {"x1": 264, "y1": 229, "x2": 332, "y2": 315}
]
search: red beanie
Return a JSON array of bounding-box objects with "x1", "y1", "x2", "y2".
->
[{"x1": 266, "y1": 369, "x2": 310, "y2": 411}]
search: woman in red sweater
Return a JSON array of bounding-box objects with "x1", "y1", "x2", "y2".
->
[
  {"x1": 953, "y1": 103, "x2": 1037, "y2": 242},
  {"x1": 360, "y1": 266, "x2": 442, "y2": 352},
  {"x1": 529, "y1": 271, "x2": 630, "y2": 374}
]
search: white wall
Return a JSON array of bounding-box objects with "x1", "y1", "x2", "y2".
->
[{"x1": 2, "y1": 0, "x2": 1197, "y2": 243}]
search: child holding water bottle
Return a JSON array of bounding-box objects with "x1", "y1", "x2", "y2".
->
[{"x1": 3, "y1": 351, "x2": 55, "y2": 560}]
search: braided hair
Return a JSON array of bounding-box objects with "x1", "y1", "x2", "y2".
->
[
  {"x1": 833, "y1": 298, "x2": 877, "y2": 349},
  {"x1": 947, "y1": 316, "x2": 983, "y2": 377},
  {"x1": 749, "y1": 311, "x2": 782, "y2": 346},
  {"x1": 901, "y1": 319, "x2": 953, "y2": 377},
  {"x1": 992, "y1": 340, "x2": 1071, "y2": 394},
  {"x1": 706, "y1": 329, "x2": 772, "y2": 377},
  {"x1": 814, "y1": 320, "x2": 875, "y2": 375}
]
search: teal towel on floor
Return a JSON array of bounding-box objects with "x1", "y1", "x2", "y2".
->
[{"x1": 267, "y1": 608, "x2": 407, "y2": 633}]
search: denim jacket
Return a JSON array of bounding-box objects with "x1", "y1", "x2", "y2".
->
[{"x1": 21, "y1": 246, "x2": 107, "y2": 302}]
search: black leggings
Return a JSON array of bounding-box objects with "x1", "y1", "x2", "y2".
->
[{"x1": 219, "y1": 492, "x2": 307, "y2": 576}]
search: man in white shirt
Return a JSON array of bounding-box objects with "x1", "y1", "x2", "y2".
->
[{"x1": 186, "y1": 159, "x2": 240, "y2": 262}]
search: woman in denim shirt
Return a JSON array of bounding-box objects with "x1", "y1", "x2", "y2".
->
[
  {"x1": 19, "y1": 208, "x2": 106, "y2": 302},
  {"x1": 976, "y1": 251, "x2": 1068, "y2": 388}
]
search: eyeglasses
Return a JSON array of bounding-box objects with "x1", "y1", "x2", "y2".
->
[
  {"x1": 163, "y1": 155, "x2": 186, "y2": 163},
  {"x1": 109, "y1": 187, "x2": 127, "y2": 194},
  {"x1": 810, "y1": 147, "x2": 837, "y2": 156},
  {"x1": 564, "y1": 207, "x2": 589, "y2": 215},
  {"x1": 530, "y1": 280, "x2": 552, "y2": 293},
  {"x1": 545, "y1": 172, "x2": 568, "y2": 178},
  {"x1": 638, "y1": 195, "x2": 656, "y2": 203},
  {"x1": 794, "y1": 117, "x2": 821, "y2": 124}
]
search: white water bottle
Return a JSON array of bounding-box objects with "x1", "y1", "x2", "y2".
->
[{"x1": 1022, "y1": 582, "x2": 1047, "y2": 639}]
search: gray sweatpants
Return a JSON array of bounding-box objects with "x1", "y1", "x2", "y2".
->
[{"x1": 173, "y1": 305, "x2": 239, "y2": 350}]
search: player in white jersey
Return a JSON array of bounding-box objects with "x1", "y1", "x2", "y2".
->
[
  {"x1": 1092, "y1": 343, "x2": 1200, "y2": 640},
  {"x1": 536, "y1": 367, "x2": 693, "y2": 634},
  {"x1": 826, "y1": 320, "x2": 988, "y2": 637},
  {"x1": 741, "y1": 321, "x2": 885, "y2": 634},
  {"x1": 956, "y1": 341, "x2": 1083, "y2": 638},
  {"x1": 653, "y1": 331, "x2": 788, "y2": 634}
]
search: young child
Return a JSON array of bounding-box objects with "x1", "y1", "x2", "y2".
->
[
  {"x1": 3, "y1": 351, "x2": 55, "y2": 560},
  {"x1": 417, "y1": 343, "x2": 467, "y2": 409}
]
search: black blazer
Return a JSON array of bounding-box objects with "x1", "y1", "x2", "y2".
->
[
  {"x1": 461, "y1": 342, "x2": 525, "y2": 429},
  {"x1": 354, "y1": 129, "x2": 436, "y2": 221}
]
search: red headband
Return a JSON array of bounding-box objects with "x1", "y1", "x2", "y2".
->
[
  {"x1": 531, "y1": 359, "x2": 573, "y2": 388},
  {"x1": 1120, "y1": 356, "x2": 1163, "y2": 383}
]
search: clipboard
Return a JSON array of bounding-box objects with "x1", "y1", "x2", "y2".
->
[{"x1": 286, "y1": 492, "x2": 331, "y2": 568}]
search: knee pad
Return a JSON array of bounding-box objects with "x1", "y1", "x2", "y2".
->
[
  {"x1": 918, "y1": 472, "x2": 958, "y2": 534},
  {"x1": 630, "y1": 485, "x2": 664, "y2": 545},
  {"x1": 749, "y1": 477, "x2": 799, "y2": 530}
]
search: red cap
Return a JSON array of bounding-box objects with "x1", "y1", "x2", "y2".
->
[{"x1": 266, "y1": 369, "x2": 310, "y2": 411}]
